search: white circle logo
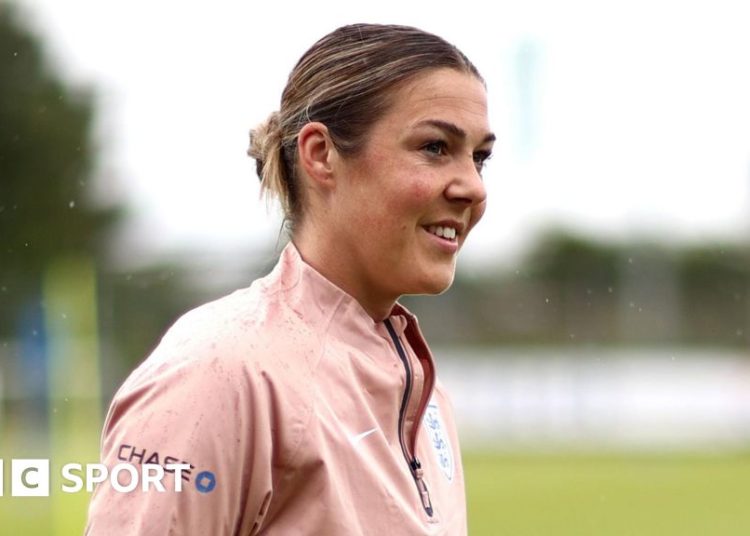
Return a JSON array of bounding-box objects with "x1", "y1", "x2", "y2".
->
[{"x1": 423, "y1": 401, "x2": 454, "y2": 482}]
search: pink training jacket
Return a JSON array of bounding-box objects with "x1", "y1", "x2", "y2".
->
[{"x1": 86, "y1": 242, "x2": 467, "y2": 535}]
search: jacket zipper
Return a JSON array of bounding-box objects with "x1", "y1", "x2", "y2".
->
[{"x1": 384, "y1": 319, "x2": 434, "y2": 517}]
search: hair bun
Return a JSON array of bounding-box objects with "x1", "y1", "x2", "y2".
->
[{"x1": 248, "y1": 111, "x2": 282, "y2": 182}]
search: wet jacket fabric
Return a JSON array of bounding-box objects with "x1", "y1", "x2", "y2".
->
[{"x1": 85, "y1": 242, "x2": 467, "y2": 535}]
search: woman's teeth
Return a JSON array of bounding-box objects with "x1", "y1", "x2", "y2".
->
[{"x1": 427, "y1": 225, "x2": 457, "y2": 241}]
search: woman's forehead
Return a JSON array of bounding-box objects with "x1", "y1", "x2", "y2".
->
[{"x1": 383, "y1": 69, "x2": 491, "y2": 140}]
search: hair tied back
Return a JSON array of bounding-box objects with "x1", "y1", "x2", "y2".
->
[{"x1": 248, "y1": 111, "x2": 282, "y2": 182}]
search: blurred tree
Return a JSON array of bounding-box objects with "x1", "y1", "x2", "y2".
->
[
  {"x1": 680, "y1": 245, "x2": 750, "y2": 346},
  {"x1": 0, "y1": 5, "x2": 265, "y2": 402},
  {"x1": 525, "y1": 230, "x2": 620, "y2": 283},
  {"x1": 0, "y1": 4, "x2": 118, "y2": 337},
  {"x1": 408, "y1": 229, "x2": 749, "y2": 349}
]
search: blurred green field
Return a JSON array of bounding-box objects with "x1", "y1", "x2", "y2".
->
[
  {"x1": 2, "y1": 450, "x2": 750, "y2": 534},
  {"x1": 465, "y1": 450, "x2": 750, "y2": 536}
]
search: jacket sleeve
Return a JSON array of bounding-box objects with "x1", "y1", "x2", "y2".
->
[{"x1": 85, "y1": 342, "x2": 275, "y2": 536}]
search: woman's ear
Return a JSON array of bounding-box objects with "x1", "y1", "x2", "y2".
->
[{"x1": 297, "y1": 122, "x2": 336, "y2": 192}]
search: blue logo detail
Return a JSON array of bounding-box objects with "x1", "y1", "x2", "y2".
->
[
  {"x1": 423, "y1": 401, "x2": 454, "y2": 482},
  {"x1": 195, "y1": 471, "x2": 216, "y2": 493}
]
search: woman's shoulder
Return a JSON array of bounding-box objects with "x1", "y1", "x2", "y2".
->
[{"x1": 119, "y1": 281, "x2": 322, "y2": 399}]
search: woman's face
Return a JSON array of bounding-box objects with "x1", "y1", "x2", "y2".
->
[{"x1": 326, "y1": 68, "x2": 493, "y2": 317}]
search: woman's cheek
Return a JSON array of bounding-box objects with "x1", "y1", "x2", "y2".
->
[{"x1": 405, "y1": 177, "x2": 436, "y2": 205}]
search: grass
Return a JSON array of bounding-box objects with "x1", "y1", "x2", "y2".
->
[
  {"x1": 465, "y1": 450, "x2": 750, "y2": 536},
  {"x1": 2, "y1": 450, "x2": 750, "y2": 534}
]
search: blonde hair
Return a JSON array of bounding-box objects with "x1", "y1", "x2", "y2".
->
[{"x1": 248, "y1": 23, "x2": 482, "y2": 229}]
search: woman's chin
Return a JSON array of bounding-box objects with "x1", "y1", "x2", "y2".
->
[{"x1": 411, "y1": 270, "x2": 456, "y2": 296}]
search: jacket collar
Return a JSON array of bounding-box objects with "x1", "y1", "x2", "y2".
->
[
  {"x1": 271, "y1": 241, "x2": 436, "y2": 422},
  {"x1": 270, "y1": 241, "x2": 417, "y2": 344}
]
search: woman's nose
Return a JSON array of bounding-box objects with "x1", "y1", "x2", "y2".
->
[{"x1": 445, "y1": 157, "x2": 487, "y2": 206}]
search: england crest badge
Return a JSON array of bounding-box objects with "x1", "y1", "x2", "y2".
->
[{"x1": 423, "y1": 400, "x2": 454, "y2": 482}]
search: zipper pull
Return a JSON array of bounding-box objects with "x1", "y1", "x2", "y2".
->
[{"x1": 411, "y1": 458, "x2": 434, "y2": 516}]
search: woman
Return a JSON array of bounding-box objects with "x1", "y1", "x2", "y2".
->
[{"x1": 86, "y1": 23, "x2": 493, "y2": 535}]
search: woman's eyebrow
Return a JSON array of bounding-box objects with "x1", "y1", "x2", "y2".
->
[{"x1": 414, "y1": 119, "x2": 496, "y2": 144}]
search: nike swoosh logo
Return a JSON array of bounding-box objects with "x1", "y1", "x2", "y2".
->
[{"x1": 348, "y1": 427, "x2": 378, "y2": 447}]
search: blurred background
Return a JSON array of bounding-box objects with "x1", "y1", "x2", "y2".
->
[{"x1": 1, "y1": 0, "x2": 749, "y2": 534}]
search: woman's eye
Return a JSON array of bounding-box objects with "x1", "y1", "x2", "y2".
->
[
  {"x1": 422, "y1": 140, "x2": 448, "y2": 156},
  {"x1": 473, "y1": 150, "x2": 492, "y2": 171}
]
